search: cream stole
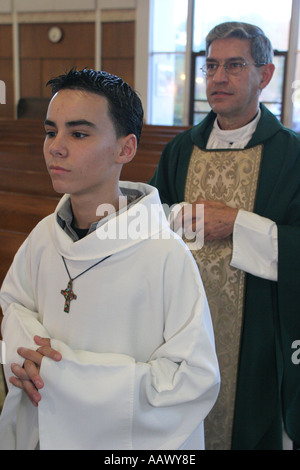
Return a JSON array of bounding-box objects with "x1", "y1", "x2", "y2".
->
[
  {"x1": 0, "y1": 368, "x2": 6, "y2": 412},
  {"x1": 184, "y1": 145, "x2": 262, "y2": 449}
]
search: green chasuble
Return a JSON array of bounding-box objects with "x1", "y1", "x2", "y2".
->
[{"x1": 150, "y1": 104, "x2": 300, "y2": 450}]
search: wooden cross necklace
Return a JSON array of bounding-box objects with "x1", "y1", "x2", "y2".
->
[{"x1": 61, "y1": 255, "x2": 111, "y2": 313}]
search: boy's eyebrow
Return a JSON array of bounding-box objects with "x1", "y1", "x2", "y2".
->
[
  {"x1": 44, "y1": 119, "x2": 56, "y2": 127},
  {"x1": 44, "y1": 119, "x2": 97, "y2": 128},
  {"x1": 66, "y1": 119, "x2": 97, "y2": 129}
]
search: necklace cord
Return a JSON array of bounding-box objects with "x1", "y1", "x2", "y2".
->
[{"x1": 62, "y1": 255, "x2": 112, "y2": 281}]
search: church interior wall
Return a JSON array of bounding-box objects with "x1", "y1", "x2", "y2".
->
[{"x1": 0, "y1": 1, "x2": 137, "y2": 118}]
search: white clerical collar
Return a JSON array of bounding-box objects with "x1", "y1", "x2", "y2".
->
[{"x1": 207, "y1": 108, "x2": 261, "y2": 149}]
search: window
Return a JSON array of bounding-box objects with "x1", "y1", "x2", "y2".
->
[
  {"x1": 148, "y1": 0, "x2": 299, "y2": 130},
  {"x1": 149, "y1": 0, "x2": 188, "y2": 125},
  {"x1": 192, "y1": 0, "x2": 291, "y2": 51}
]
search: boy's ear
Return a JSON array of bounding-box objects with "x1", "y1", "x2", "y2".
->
[{"x1": 117, "y1": 134, "x2": 137, "y2": 164}]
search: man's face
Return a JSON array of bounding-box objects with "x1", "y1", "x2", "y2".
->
[
  {"x1": 206, "y1": 37, "x2": 270, "y2": 128},
  {"x1": 44, "y1": 89, "x2": 126, "y2": 198}
]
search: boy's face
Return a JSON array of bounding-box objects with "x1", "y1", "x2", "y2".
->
[{"x1": 44, "y1": 89, "x2": 129, "y2": 199}]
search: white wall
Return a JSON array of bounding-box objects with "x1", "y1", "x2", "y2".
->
[{"x1": 135, "y1": 0, "x2": 150, "y2": 120}]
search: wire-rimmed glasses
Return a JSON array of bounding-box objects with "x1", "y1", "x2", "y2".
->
[{"x1": 201, "y1": 61, "x2": 267, "y2": 77}]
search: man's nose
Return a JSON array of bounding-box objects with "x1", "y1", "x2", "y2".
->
[{"x1": 213, "y1": 65, "x2": 229, "y2": 82}]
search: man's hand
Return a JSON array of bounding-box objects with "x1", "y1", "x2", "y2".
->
[
  {"x1": 172, "y1": 200, "x2": 238, "y2": 243},
  {"x1": 10, "y1": 336, "x2": 62, "y2": 407},
  {"x1": 198, "y1": 199, "x2": 238, "y2": 241}
]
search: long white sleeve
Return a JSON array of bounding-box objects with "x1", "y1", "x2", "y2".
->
[
  {"x1": 39, "y1": 329, "x2": 219, "y2": 450},
  {"x1": 231, "y1": 210, "x2": 278, "y2": 281},
  {"x1": 0, "y1": 304, "x2": 51, "y2": 450}
]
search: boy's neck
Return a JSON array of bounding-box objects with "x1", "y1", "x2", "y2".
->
[{"x1": 70, "y1": 187, "x2": 124, "y2": 230}]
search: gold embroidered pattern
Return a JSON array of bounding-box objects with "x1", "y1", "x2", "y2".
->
[
  {"x1": 184, "y1": 146, "x2": 262, "y2": 449},
  {"x1": 0, "y1": 368, "x2": 6, "y2": 412}
]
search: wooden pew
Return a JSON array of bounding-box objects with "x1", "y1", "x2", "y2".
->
[
  {"x1": 0, "y1": 150, "x2": 46, "y2": 172},
  {"x1": 0, "y1": 193, "x2": 58, "y2": 296},
  {"x1": 0, "y1": 118, "x2": 45, "y2": 139},
  {"x1": 0, "y1": 229, "x2": 27, "y2": 285},
  {"x1": 0, "y1": 191, "x2": 58, "y2": 234},
  {"x1": 0, "y1": 142, "x2": 43, "y2": 154},
  {"x1": 0, "y1": 194, "x2": 57, "y2": 337},
  {"x1": 0, "y1": 230, "x2": 28, "y2": 340},
  {"x1": 0, "y1": 126, "x2": 190, "y2": 193},
  {"x1": 0, "y1": 122, "x2": 191, "y2": 194},
  {"x1": 0, "y1": 168, "x2": 57, "y2": 197}
]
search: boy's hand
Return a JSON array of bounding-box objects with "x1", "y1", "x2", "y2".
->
[{"x1": 10, "y1": 336, "x2": 62, "y2": 407}]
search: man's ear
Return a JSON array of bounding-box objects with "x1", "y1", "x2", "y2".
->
[
  {"x1": 117, "y1": 134, "x2": 137, "y2": 164},
  {"x1": 259, "y1": 63, "x2": 275, "y2": 91}
]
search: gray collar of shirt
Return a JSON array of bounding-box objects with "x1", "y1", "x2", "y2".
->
[{"x1": 57, "y1": 188, "x2": 144, "y2": 242}]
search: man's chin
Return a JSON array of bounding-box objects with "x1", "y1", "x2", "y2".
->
[{"x1": 209, "y1": 100, "x2": 232, "y2": 115}]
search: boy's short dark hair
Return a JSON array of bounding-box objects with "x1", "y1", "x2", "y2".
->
[{"x1": 47, "y1": 68, "x2": 144, "y2": 144}]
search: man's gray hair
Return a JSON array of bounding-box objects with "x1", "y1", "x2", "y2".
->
[{"x1": 206, "y1": 22, "x2": 274, "y2": 64}]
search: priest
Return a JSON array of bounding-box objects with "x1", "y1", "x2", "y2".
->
[{"x1": 150, "y1": 22, "x2": 300, "y2": 450}]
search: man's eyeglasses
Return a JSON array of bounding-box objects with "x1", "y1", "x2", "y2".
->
[{"x1": 201, "y1": 61, "x2": 267, "y2": 77}]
